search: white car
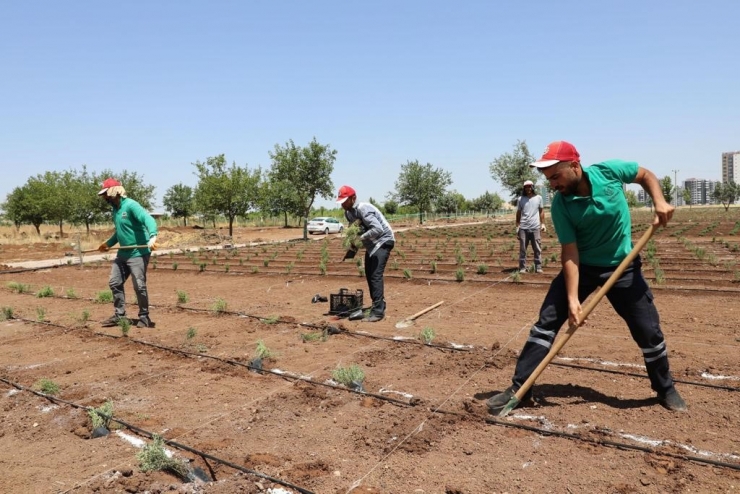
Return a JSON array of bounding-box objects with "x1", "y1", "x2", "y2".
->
[{"x1": 307, "y1": 217, "x2": 344, "y2": 235}]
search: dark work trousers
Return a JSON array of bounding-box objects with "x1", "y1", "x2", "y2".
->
[
  {"x1": 365, "y1": 241, "x2": 394, "y2": 317},
  {"x1": 512, "y1": 257, "x2": 674, "y2": 394},
  {"x1": 518, "y1": 228, "x2": 542, "y2": 270},
  {"x1": 109, "y1": 255, "x2": 151, "y2": 319}
]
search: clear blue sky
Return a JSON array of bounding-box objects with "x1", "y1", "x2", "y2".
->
[{"x1": 1, "y1": 0, "x2": 738, "y2": 211}]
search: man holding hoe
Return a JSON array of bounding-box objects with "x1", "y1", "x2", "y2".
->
[
  {"x1": 487, "y1": 141, "x2": 687, "y2": 414},
  {"x1": 97, "y1": 178, "x2": 158, "y2": 329}
]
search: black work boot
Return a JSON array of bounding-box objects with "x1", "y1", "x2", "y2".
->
[
  {"x1": 658, "y1": 387, "x2": 687, "y2": 412},
  {"x1": 136, "y1": 316, "x2": 155, "y2": 328},
  {"x1": 101, "y1": 315, "x2": 124, "y2": 327}
]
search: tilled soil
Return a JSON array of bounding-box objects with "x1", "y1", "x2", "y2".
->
[{"x1": 1, "y1": 220, "x2": 739, "y2": 493}]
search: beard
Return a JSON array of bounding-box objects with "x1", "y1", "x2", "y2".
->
[{"x1": 555, "y1": 179, "x2": 579, "y2": 196}]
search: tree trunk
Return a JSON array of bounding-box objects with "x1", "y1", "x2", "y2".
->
[
  {"x1": 284, "y1": 211, "x2": 288, "y2": 228},
  {"x1": 59, "y1": 220, "x2": 64, "y2": 237},
  {"x1": 183, "y1": 216, "x2": 188, "y2": 227},
  {"x1": 228, "y1": 216, "x2": 234, "y2": 237},
  {"x1": 33, "y1": 222, "x2": 42, "y2": 235},
  {"x1": 85, "y1": 219, "x2": 91, "y2": 235},
  {"x1": 419, "y1": 210, "x2": 423, "y2": 225}
]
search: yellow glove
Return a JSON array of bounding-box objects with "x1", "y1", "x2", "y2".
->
[{"x1": 98, "y1": 243, "x2": 110, "y2": 252}]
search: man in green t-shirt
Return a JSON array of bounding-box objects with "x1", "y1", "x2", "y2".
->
[
  {"x1": 487, "y1": 141, "x2": 687, "y2": 413},
  {"x1": 97, "y1": 178, "x2": 159, "y2": 329}
]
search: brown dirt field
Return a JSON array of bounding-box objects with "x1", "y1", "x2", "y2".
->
[{"x1": 1, "y1": 214, "x2": 740, "y2": 493}]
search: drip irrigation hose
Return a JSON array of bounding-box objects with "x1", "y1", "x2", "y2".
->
[
  {"x1": 0, "y1": 377, "x2": 316, "y2": 494},
  {"x1": 430, "y1": 406, "x2": 740, "y2": 472},
  {"x1": 9, "y1": 317, "x2": 417, "y2": 408}
]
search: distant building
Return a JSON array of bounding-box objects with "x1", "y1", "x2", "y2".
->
[
  {"x1": 684, "y1": 178, "x2": 721, "y2": 205},
  {"x1": 722, "y1": 151, "x2": 740, "y2": 183},
  {"x1": 536, "y1": 184, "x2": 552, "y2": 207}
]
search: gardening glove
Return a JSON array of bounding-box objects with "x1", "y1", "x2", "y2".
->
[
  {"x1": 98, "y1": 243, "x2": 110, "y2": 253},
  {"x1": 147, "y1": 236, "x2": 157, "y2": 250},
  {"x1": 540, "y1": 224, "x2": 547, "y2": 232},
  {"x1": 516, "y1": 226, "x2": 520, "y2": 234},
  {"x1": 342, "y1": 247, "x2": 357, "y2": 261}
]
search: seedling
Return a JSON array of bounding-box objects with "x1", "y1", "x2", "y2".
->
[
  {"x1": 211, "y1": 298, "x2": 227, "y2": 314},
  {"x1": 342, "y1": 224, "x2": 364, "y2": 250},
  {"x1": 7, "y1": 282, "x2": 31, "y2": 294},
  {"x1": 254, "y1": 339, "x2": 276, "y2": 359},
  {"x1": 185, "y1": 327, "x2": 197, "y2": 340},
  {"x1": 477, "y1": 264, "x2": 488, "y2": 274},
  {"x1": 172, "y1": 262, "x2": 178, "y2": 271},
  {"x1": 137, "y1": 434, "x2": 189, "y2": 479},
  {"x1": 95, "y1": 290, "x2": 113, "y2": 303},
  {"x1": 88, "y1": 400, "x2": 114, "y2": 431},
  {"x1": 34, "y1": 378, "x2": 60, "y2": 395},
  {"x1": 430, "y1": 261, "x2": 437, "y2": 274},
  {"x1": 455, "y1": 268, "x2": 465, "y2": 282},
  {"x1": 1, "y1": 307, "x2": 14, "y2": 321},
  {"x1": 358, "y1": 267, "x2": 365, "y2": 277},
  {"x1": 403, "y1": 269, "x2": 412, "y2": 279},
  {"x1": 36, "y1": 307, "x2": 47, "y2": 322},
  {"x1": 419, "y1": 327, "x2": 436, "y2": 345},
  {"x1": 319, "y1": 262, "x2": 327, "y2": 276},
  {"x1": 301, "y1": 331, "x2": 324, "y2": 343},
  {"x1": 78, "y1": 309, "x2": 91, "y2": 325},
  {"x1": 260, "y1": 315, "x2": 279, "y2": 324},
  {"x1": 176, "y1": 290, "x2": 189, "y2": 304},
  {"x1": 66, "y1": 288, "x2": 78, "y2": 299},
  {"x1": 511, "y1": 271, "x2": 522, "y2": 283},
  {"x1": 118, "y1": 318, "x2": 131, "y2": 336},
  {"x1": 332, "y1": 364, "x2": 365, "y2": 391}
]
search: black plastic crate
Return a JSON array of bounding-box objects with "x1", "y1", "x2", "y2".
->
[{"x1": 329, "y1": 288, "x2": 364, "y2": 315}]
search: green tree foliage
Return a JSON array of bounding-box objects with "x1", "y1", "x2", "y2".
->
[
  {"x1": 2, "y1": 185, "x2": 45, "y2": 234},
  {"x1": 162, "y1": 183, "x2": 195, "y2": 226},
  {"x1": 393, "y1": 160, "x2": 452, "y2": 224},
  {"x1": 193, "y1": 155, "x2": 261, "y2": 236},
  {"x1": 682, "y1": 188, "x2": 692, "y2": 208},
  {"x1": 489, "y1": 140, "x2": 538, "y2": 202},
  {"x1": 259, "y1": 176, "x2": 299, "y2": 228},
  {"x1": 268, "y1": 138, "x2": 336, "y2": 238},
  {"x1": 712, "y1": 182, "x2": 740, "y2": 212},
  {"x1": 97, "y1": 170, "x2": 156, "y2": 211},
  {"x1": 625, "y1": 190, "x2": 639, "y2": 209},
  {"x1": 68, "y1": 166, "x2": 107, "y2": 235},
  {"x1": 383, "y1": 199, "x2": 399, "y2": 215},
  {"x1": 660, "y1": 176, "x2": 674, "y2": 204},
  {"x1": 470, "y1": 191, "x2": 504, "y2": 214},
  {"x1": 436, "y1": 190, "x2": 467, "y2": 215}
]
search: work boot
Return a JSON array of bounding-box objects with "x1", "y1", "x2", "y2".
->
[
  {"x1": 519, "y1": 268, "x2": 527, "y2": 274},
  {"x1": 362, "y1": 314, "x2": 384, "y2": 322},
  {"x1": 658, "y1": 387, "x2": 687, "y2": 412},
  {"x1": 101, "y1": 315, "x2": 124, "y2": 327},
  {"x1": 487, "y1": 386, "x2": 532, "y2": 414},
  {"x1": 535, "y1": 267, "x2": 543, "y2": 273},
  {"x1": 136, "y1": 316, "x2": 155, "y2": 328}
]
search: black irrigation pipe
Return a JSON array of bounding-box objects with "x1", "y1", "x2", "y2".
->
[
  {"x1": 9, "y1": 317, "x2": 416, "y2": 408},
  {"x1": 429, "y1": 406, "x2": 740, "y2": 472},
  {"x1": 0, "y1": 377, "x2": 316, "y2": 494}
]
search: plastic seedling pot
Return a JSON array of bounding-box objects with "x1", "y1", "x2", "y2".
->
[
  {"x1": 350, "y1": 380, "x2": 365, "y2": 392},
  {"x1": 248, "y1": 357, "x2": 263, "y2": 374},
  {"x1": 90, "y1": 426, "x2": 110, "y2": 439}
]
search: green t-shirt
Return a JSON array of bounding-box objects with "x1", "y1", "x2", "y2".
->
[
  {"x1": 105, "y1": 197, "x2": 158, "y2": 259},
  {"x1": 550, "y1": 160, "x2": 638, "y2": 267}
]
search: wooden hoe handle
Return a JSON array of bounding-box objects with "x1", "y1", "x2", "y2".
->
[
  {"x1": 406, "y1": 301, "x2": 445, "y2": 321},
  {"x1": 500, "y1": 224, "x2": 657, "y2": 416}
]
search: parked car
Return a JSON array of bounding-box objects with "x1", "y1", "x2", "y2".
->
[{"x1": 307, "y1": 217, "x2": 344, "y2": 235}]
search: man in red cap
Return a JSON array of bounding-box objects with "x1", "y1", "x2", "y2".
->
[
  {"x1": 516, "y1": 179, "x2": 546, "y2": 273},
  {"x1": 97, "y1": 178, "x2": 159, "y2": 329},
  {"x1": 337, "y1": 185, "x2": 395, "y2": 322},
  {"x1": 487, "y1": 141, "x2": 687, "y2": 413}
]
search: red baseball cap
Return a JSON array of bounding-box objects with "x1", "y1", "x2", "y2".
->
[
  {"x1": 336, "y1": 185, "x2": 356, "y2": 204},
  {"x1": 530, "y1": 141, "x2": 580, "y2": 169},
  {"x1": 98, "y1": 177, "x2": 122, "y2": 195}
]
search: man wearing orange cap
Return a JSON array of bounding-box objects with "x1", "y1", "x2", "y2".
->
[
  {"x1": 487, "y1": 141, "x2": 686, "y2": 413},
  {"x1": 97, "y1": 178, "x2": 158, "y2": 329},
  {"x1": 337, "y1": 185, "x2": 395, "y2": 322},
  {"x1": 516, "y1": 179, "x2": 546, "y2": 273}
]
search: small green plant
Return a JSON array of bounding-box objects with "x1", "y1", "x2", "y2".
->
[
  {"x1": 0, "y1": 307, "x2": 14, "y2": 320},
  {"x1": 185, "y1": 327, "x2": 197, "y2": 340},
  {"x1": 455, "y1": 268, "x2": 465, "y2": 282},
  {"x1": 199, "y1": 262, "x2": 207, "y2": 272},
  {"x1": 78, "y1": 309, "x2": 91, "y2": 325},
  {"x1": 36, "y1": 307, "x2": 47, "y2": 322},
  {"x1": 403, "y1": 269, "x2": 412, "y2": 279},
  {"x1": 118, "y1": 317, "x2": 131, "y2": 336},
  {"x1": 251, "y1": 266, "x2": 259, "y2": 274},
  {"x1": 477, "y1": 264, "x2": 488, "y2": 274},
  {"x1": 7, "y1": 282, "x2": 31, "y2": 294},
  {"x1": 511, "y1": 271, "x2": 522, "y2": 283},
  {"x1": 261, "y1": 315, "x2": 279, "y2": 324},
  {"x1": 285, "y1": 262, "x2": 294, "y2": 274},
  {"x1": 419, "y1": 327, "x2": 436, "y2": 345},
  {"x1": 430, "y1": 261, "x2": 437, "y2": 274},
  {"x1": 301, "y1": 331, "x2": 324, "y2": 342},
  {"x1": 390, "y1": 259, "x2": 399, "y2": 270},
  {"x1": 137, "y1": 434, "x2": 189, "y2": 478},
  {"x1": 212, "y1": 298, "x2": 227, "y2": 314},
  {"x1": 95, "y1": 290, "x2": 113, "y2": 303},
  {"x1": 172, "y1": 262, "x2": 178, "y2": 271},
  {"x1": 255, "y1": 339, "x2": 276, "y2": 359},
  {"x1": 66, "y1": 288, "x2": 78, "y2": 299},
  {"x1": 332, "y1": 364, "x2": 365, "y2": 388},
  {"x1": 34, "y1": 378, "x2": 60, "y2": 395},
  {"x1": 176, "y1": 290, "x2": 189, "y2": 304},
  {"x1": 342, "y1": 223, "x2": 364, "y2": 250},
  {"x1": 319, "y1": 262, "x2": 327, "y2": 275},
  {"x1": 358, "y1": 266, "x2": 365, "y2": 277},
  {"x1": 88, "y1": 400, "x2": 114, "y2": 430}
]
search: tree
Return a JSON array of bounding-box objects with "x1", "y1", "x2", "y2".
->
[
  {"x1": 193, "y1": 155, "x2": 262, "y2": 236},
  {"x1": 489, "y1": 140, "x2": 538, "y2": 201},
  {"x1": 163, "y1": 184, "x2": 195, "y2": 226},
  {"x1": 712, "y1": 182, "x2": 740, "y2": 212},
  {"x1": 436, "y1": 190, "x2": 467, "y2": 215},
  {"x1": 68, "y1": 166, "x2": 107, "y2": 235},
  {"x1": 393, "y1": 160, "x2": 452, "y2": 224},
  {"x1": 660, "y1": 176, "x2": 674, "y2": 205},
  {"x1": 268, "y1": 138, "x2": 336, "y2": 238},
  {"x1": 2, "y1": 185, "x2": 45, "y2": 234},
  {"x1": 258, "y1": 176, "x2": 299, "y2": 228},
  {"x1": 470, "y1": 191, "x2": 504, "y2": 215},
  {"x1": 383, "y1": 199, "x2": 398, "y2": 215},
  {"x1": 682, "y1": 188, "x2": 692, "y2": 209},
  {"x1": 625, "y1": 190, "x2": 639, "y2": 209}
]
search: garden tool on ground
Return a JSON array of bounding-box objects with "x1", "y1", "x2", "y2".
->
[{"x1": 395, "y1": 301, "x2": 445, "y2": 329}]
